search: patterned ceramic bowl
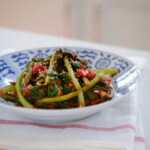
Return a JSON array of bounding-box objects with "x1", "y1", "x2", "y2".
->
[{"x1": 0, "y1": 47, "x2": 139, "y2": 123}]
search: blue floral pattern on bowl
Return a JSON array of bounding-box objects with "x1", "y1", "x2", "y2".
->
[{"x1": 0, "y1": 47, "x2": 133, "y2": 89}]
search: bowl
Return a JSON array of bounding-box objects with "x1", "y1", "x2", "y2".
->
[{"x1": 0, "y1": 47, "x2": 139, "y2": 123}]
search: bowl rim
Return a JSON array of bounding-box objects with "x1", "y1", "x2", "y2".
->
[{"x1": 0, "y1": 46, "x2": 136, "y2": 113}]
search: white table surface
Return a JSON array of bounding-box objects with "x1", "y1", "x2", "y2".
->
[{"x1": 0, "y1": 27, "x2": 150, "y2": 149}]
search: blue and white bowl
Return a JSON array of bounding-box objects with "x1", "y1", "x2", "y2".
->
[{"x1": 0, "y1": 47, "x2": 139, "y2": 123}]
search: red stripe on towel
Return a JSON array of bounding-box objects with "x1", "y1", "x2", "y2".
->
[
  {"x1": 0, "y1": 119, "x2": 145, "y2": 143},
  {"x1": 0, "y1": 119, "x2": 135, "y2": 131},
  {"x1": 134, "y1": 136, "x2": 145, "y2": 143}
]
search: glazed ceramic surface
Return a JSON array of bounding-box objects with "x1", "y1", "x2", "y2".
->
[{"x1": 0, "y1": 47, "x2": 139, "y2": 123}]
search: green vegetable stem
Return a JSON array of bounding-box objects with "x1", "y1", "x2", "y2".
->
[
  {"x1": 40, "y1": 71, "x2": 104, "y2": 103},
  {"x1": 45, "y1": 51, "x2": 56, "y2": 85},
  {"x1": 64, "y1": 57, "x2": 85, "y2": 107},
  {"x1": 15, "y1": 69, "x2": 33, "y2": 108},
  {"x1": 91, "y1": 68, "x2": 118, "y2": 76}
]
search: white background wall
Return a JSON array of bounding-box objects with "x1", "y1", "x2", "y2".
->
[
  {"x1": 0, "y1": 0, "x2": 150, "y2": 51},
  {"x1": 100, "y1": 0, "x2": 150, "y2": 51}
]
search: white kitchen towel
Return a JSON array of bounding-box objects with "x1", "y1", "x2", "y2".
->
[{"x1": 0, "y1": 57, "x2": 145, "y2": 150}]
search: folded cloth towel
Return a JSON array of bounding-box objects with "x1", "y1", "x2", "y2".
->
[{"x1": 0, "y1": 57, "x2": 145, "y2": 150}]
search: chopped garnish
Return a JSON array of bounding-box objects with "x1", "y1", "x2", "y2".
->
[{"x1": 0, "y1": 49, "x2": 117, "y2": 109}]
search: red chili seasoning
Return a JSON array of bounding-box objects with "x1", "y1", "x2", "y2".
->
[
  {"x1": 68, "y1": 83, "x2": 73, "y2": 87},
  {"x1": 23, "y1": 89, "x2": 30, "y2": 96},
  {"x1": 91, "y1": 98, "x2": 100, "y2": 105},
  {"x1": 106, "y1": 84, "x2": 111, "y2": 89},
  {"x1": 71, "y1": 52, "x2": 76, "y2": 60},
  {"x1": 79, "y1": 64, "x2": 87, "y2": 69},
  {"x1": 30, "y1": 64, "x2": 35, "y2": 68},
  {"x1": 32, "y1": 64, "x2": 44, "y2": 75},
  {"x1": 49, "y1": 104, "x2": 55, "y2": 109},
  {"x1": 59, "y1": 51, "x2": 63, "y2": 58},
  {"x1": 41, "y1": 88, "x2": 45, "y2": 92},
  {"x1": 36, "y1": 99, "x2": 42, "y2": 104},
  {"x1": 98, "y1": 90, "x2": 106, "y2": 97},
  {"x1": 85, "y1": 98, "x2": 90, "y2": 105},
  {"x1": 101, "y1": 77, "x2": 112, "y2": 84},
  {"x1": 16, "y1": 103, "x2": 23, "y2": 107},
  {"x1": 77, "y1": 69, "x2": 89, "y2": 77},
  {"x1": 82, "y1": 59, "x2": 88, "y2": 62},
  {"x1": 32, "y1": 106, "x2": 37, "y2": 109},
  {"x1": 28, "y1": 84, "x2": 33, "y2": 89},
  {"x1": 106, "y1": 94, "x2": 111, "y2": 99},
  {"x1": 86, "y1": 70, "x2": 96, "y2": 79},
  {"x1": 56, "y1": 89, "x2": 62, "y2": 97},
  {"x1": 0, "y1": 89, "x2": 2, "y2": 96}
]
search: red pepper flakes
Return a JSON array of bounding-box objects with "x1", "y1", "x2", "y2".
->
[
  {"x1": 91, "y1": 98, "x2": 100, "y2": 105},
  {"x1": 32, "y1": 64, "x2": 44, "y2": 75},
  {"x1": 71, "y1": 88, "x2": 75, "y2": 92},
  {"x1": 77, "y1": 69, "x2": 96, "y2": 79},
  {"x1": 98, "y1": 90, "x2": 102, "y2": 95},
  {"x1": 32, "y1": 96, "x2": 37, "y2": 99},
  {"x1": 86, "y1": 91, "x2": 89, "y2": 94},
  {"x1": 16, "y1": 103, "x2": 23, "y2": 107},
  {"x1": 40, "y1": 88, "x2": 45, "y2": 95},
  {"x1": 59, "y1": 51, "x2": 63, "y2": 58},
  {"x1": 0, "y1": 89, "x2": 2, "y2": 96},
  {"x1": 23, "y1": 89, "x2": 30, "y2": 96},
  {"x1": 86, "y1": 70, "x2": 96, "y2": 79},
  {"x1": 101, "y1": 77, "x2": 112, "y2": 84},
  {"x1": 77, "y1": 69, "x2": 89, "y2": 77},
  {"x1": 56, "y1": 89, "x2": 62, "y2": 97},
  {"x1": 14, "y1": 90, "x2": 17, "y2": 96},
  {"x1": 44, "y1": 70, "x2": 48, "y2": 74},
  {"x1": 32, "y1": 106, "x2": 37, "y2": 109},
  {"x1": 82, "y1": 59, "x2": 88, "y2": 62},
  {"x1": 68, "y1": 83, "x2": 73, "y2": 87},
  {"x1": 85, "y1": 98, "x2": 90, "y2": 105},
  {"x1": 41, "y1": 88, "x2": 45, "y2": 92},
  {"x1": 49, "y1": 103, "x2": 55, "y2": 109},
  {"x1": 71, "y1": 52, "x2": 76, "y2": 60},
  {"x1": 30, "y1": 64, "x2": 35, "y2": 68},
  {"x1": 79, "y1": 64, "x2": 87, "y2": 69},
  {"x1": 98, "y1": 90, "x2": 106, "y2": 97},
  {"x1": 28, "y1": 84, "x2": 33, "y2": 89},
  {"x1": 36, "y1": 99, "x2": 42, "y2": 104},
  {"x1": 49, "y1": 105, "x2": 54, "y2": 109},
  {"x1": 53, "y1": 62, "x2": 58, "y2": 69},
  {"x1": 50, "y1": 84, "x2": 54, "y2": 90},
  {"x1": 91, "y1": 101, "x2": 96, "y2": 105},
  {"x1": 106, "y1": 84, "x2": 111, "y2": 89},
  {"x1": 107, "y1": 94, "x2": 111, "y2": 99}
]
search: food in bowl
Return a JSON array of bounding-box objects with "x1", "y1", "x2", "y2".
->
[{"x1": 0, "y1": 49, "x2": 117, "y2": 109}]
